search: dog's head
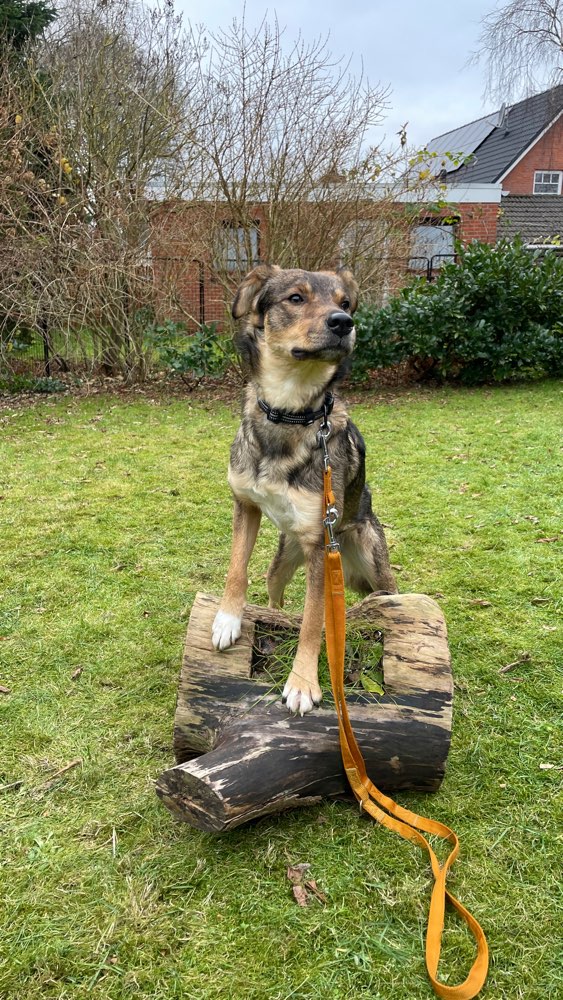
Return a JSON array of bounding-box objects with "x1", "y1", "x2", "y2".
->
[{"x1": 232, "y1": 265, "x2": 359, "y2": 375}]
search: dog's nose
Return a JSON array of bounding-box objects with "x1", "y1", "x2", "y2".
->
[{"x1": 326, "y1": 311, "x2": 354, "y2": 338}]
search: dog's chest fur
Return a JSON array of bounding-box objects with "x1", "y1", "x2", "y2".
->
[{"x1": 228, "y1": 427, "x2": 323, "y2": 542}]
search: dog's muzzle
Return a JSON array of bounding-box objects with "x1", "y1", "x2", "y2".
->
[{"x1": 291, "y1": 312, "x2": 355, "y2": 361}]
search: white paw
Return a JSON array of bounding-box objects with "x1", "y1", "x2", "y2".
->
[
  {"x1": 282, "y1": 670, "x2": 322, "y2": 716},
  {"x1": 212, "y1": 610, "x2": 242, "y2": 651}
]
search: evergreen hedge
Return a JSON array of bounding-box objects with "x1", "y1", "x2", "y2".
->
[{"x1": 352, "y1": 240, "x2": 563, "y2": 383}]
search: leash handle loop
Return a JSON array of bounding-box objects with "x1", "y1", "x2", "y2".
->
[{"x1": 322, "y1": 464, "x2": 489, "y2": 999}]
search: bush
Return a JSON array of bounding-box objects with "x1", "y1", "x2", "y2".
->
[
  {"x1": 0, "y1": 374, "x2": 69, "y2": 395},
  {"x1": 144, "y1": 320, "x2": 235, "y2": 384},
  {"x1": 352, "y1": 240, "x2": 563, "y2": 383}
]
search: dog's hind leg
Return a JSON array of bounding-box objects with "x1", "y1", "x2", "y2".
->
[
  {"x1": 340, "y1": 517, "x2": 397, "y2": 595},
  {"x1": 212, "y1": 499, "x2": 262, "y2": 650},
  {"x1": 267, "y1": 533, "x2": 304, "y2": 608}
]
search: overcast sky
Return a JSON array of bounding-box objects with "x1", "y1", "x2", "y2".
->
[{"x1": 173, "y1": 0, "x2": 499, "y2": 148}]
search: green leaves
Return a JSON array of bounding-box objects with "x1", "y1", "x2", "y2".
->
[
  {"x1": 359, "y1": 673, "x2": 384, "y2": 696},
  {"x1": 352, "y1": 240, "x2": 563, "y2": 384},
  {"x1": 144, "y1": 320, "x2": 234, "y2": 383}
]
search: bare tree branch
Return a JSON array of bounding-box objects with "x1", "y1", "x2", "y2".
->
[{"x1": 471, "y1": 0, "x2": 563, "y2": 102}]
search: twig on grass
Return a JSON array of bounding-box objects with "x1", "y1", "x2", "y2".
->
[{"x1": 32, "y1": 758, "x2": 82, "y2": 794}]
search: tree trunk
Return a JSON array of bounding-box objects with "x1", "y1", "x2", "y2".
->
[{"x1": 155, "y1": 592, "x2": 453, "y2": 832}]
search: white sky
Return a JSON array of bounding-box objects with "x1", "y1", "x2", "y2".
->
[{"x1": 172, "y1": 0, "x2": 500, "y2": 148}]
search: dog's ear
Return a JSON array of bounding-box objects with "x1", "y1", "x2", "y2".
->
[
  {"x1": 232, "y1": 264, "x2": 281, "y2": 321},
  {"x1": 336, "y1": 266, "x2": 360, "y2": 314}
]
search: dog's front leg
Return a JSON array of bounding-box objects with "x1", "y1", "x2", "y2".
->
[
  {"x1": 212, "y1": 499, "x2": 261, "y2": 651},
  {"x1": 282, "y1": 542, "x2": 324, "y2": 716}
]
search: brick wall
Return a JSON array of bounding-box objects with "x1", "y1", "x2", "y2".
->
[
  {"x1": 150, "y1": 202, "x2": 270, "y2": 330},
  {"x1": 502, "y1": 116, "x2": 563, "y2": 194},
  {"x1": 150, "y1": 198, "x2": 503, "y2": 326},
  {"x1": 456, "y1": 202, "x2": 500, "y2": 244}
]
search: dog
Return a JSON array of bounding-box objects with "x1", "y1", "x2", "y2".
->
[{"x1": 212, "y1": 264, "x2": 397, "y2": 715}]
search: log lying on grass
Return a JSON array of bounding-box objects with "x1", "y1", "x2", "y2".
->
[{"x1": 155, "y1": 592, "x2": 453, "y2": 832}]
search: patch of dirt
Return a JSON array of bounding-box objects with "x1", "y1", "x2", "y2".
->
[
  {"x1": 0, "y1": 369, "x2": 243, "y2": 412},
  {"x1": 0, "y1": 362, "x2": 437, "y2": 412}
]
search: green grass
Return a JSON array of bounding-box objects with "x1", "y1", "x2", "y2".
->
[{"x1": 0, "y1": 381, "x2": 561, "y2": 1000}]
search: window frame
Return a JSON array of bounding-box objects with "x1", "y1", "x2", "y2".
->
[
  {"x1": 533, "y1": 170, "x2": 562, "y2": 195},
  {"x1": 216, "y1": 221, "x2": 261, "y2": 274},
  {"x1": 408, "y1": 218, "x2": 457, "y2": 272}
]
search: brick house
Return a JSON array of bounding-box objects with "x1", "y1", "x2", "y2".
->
[
  {"x1": 152, "y1": 85, "x2": 562, "y2": 327},
  {"x1": 422, "y1": 83, "x2": 563, "y2": 251}
]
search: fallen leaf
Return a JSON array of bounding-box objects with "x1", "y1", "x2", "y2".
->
[
  {"x1": 469, "y1": 599, "x2": 492, "y2": 607},
  {"x1": 287, "y1": 863, "x2": 311, "y2": 884},
  {"x1": 360, "y1": 673, "x2": 384, "y2": 696},
  {"x1": 536, "y1": 536, "x2": 559, "y2": 544},
  {"x1": 531, "y1": 597, "x2": 550, "y2": 605},
  {"x1": 344, "y1": 668, "x2": 361, "y2": 685},
  {"x1": 304, "y1": 879, "x2": 328, "y2": 904},
  {"x1": 0, "y1": 684, "x2": 11, "y2": 695},
  {"x1": 71, "y1": 667, "x2": 83, "y2": 680},
  {"x1": 256, "y1": 635, "x2": 280, "y2": 657},
  {"x1": 292, "y1": 885, "x2": 309, "y2": 907},
  {"x1": 539, "y1": 763, "x2": 555, "y2": 770}
]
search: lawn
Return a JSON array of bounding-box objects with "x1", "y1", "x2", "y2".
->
[{"x1": 0, "y1": 380, "x2": 561, "y2": 1000}]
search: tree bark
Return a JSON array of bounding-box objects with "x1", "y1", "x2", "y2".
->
[{"x1": 155, "y1": 592, "x2": 453, "y2": 832}]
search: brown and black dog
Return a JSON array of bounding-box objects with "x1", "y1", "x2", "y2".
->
[{"x1": 212, "y1": 265, "x2": 397, "y2": 714}]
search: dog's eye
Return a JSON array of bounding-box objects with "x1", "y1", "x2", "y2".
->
[
  {"x1": 288, "y1": 293, "x2": 304, "y2": 304},
  {"x1": 341, "y1": 299, "x2": 351, "y2": 311}
]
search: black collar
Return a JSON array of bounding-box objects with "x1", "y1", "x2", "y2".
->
[{"x1": 257, "y1": 391, "x2": 334, "y2": 426}]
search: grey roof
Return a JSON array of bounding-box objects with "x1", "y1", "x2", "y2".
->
[
  {"x1": 498, "y1": 195, "x2": 563, "y2": 242},
  {"x1": 425, "y1": 114, "x2": 499, "y2": 174},
  {"x1": 427, "y1": 85, "x2": 563, "y2": 184}
]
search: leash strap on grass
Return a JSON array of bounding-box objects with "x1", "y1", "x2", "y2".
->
[{"x1": 323, "y1": 462, "x2": 489, "y2": 1000}]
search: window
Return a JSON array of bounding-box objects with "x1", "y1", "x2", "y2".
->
[
  {"x1": 533, "y1": 171, "x2": 562, "y2": 195},
  {"x1": 409, "y1": 222, "x2": 456, "y2": 270},
  {"x1": 216, "y1": 222, "x2": 260, "y2": 272}
]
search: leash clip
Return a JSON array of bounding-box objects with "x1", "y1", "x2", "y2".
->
[
  {"x1": 317, "y1": 421, "x2": 332, "y2": 472},
  {"x1": 323, "y1": 504, "x2": 340, "y2": 552}
]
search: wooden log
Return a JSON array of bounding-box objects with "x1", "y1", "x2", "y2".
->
[{"x1": 155, "y1": 592, "x2": 453, "y2": 832}]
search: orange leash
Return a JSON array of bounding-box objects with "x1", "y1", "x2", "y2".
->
[{"x1": 322, "y1": 450, "x2": 489, "y2": 999}]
